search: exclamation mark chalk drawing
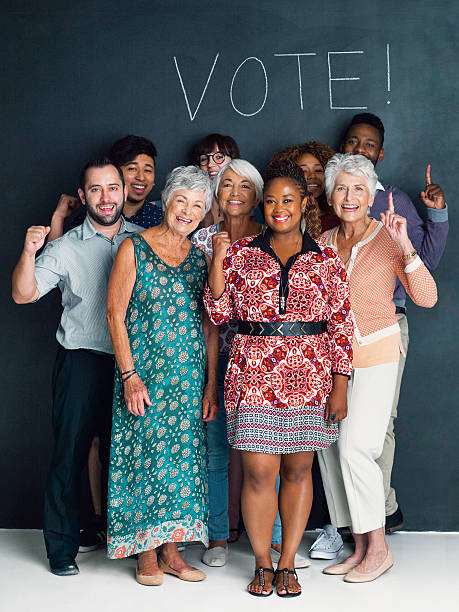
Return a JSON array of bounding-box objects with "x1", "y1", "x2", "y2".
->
[{"x1": 387, "y1": 44, "x2": 391, "y2": 104}]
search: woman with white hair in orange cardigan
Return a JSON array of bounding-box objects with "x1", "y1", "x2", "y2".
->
[{"x1": 318, "y1": 153, "x2": 437, "y2": 583}]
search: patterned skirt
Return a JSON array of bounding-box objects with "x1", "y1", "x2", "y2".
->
[{"x1": 227, "y1": 404, "x2": 338, "y2": 454}]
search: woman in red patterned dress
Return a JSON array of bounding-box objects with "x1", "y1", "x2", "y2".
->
[{"x1": 204, "y1": 161, "x2": 353, "y2": 597}]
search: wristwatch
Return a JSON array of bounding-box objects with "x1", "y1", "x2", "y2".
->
[{"x1": 402, "y1": 248, "x2": 418, "y2": 261}]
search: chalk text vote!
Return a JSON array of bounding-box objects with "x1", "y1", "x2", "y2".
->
[{"x1": 173, "y1": 49, "x2": 391, "y2": 120}]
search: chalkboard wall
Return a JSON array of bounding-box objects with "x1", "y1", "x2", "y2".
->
[{"x1": 1, "y1": 0, "x2": 457, "y2": 529}]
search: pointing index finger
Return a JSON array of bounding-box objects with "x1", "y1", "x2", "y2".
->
[
  {"x1": 388, "y1": 192, "x2": 394, "y2": 213},
  {"x1": 426, "y1": 164, "x2": 432, "y2": 186}
]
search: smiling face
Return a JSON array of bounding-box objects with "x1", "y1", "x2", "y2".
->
[
  {"x1": 264, "y1": 177, "x2": 307, "y2": 236},
  {"x1": 199, "y1": 144, "x2": 232, "y2": 180},
  {"x1": 329, "y1": 171, "x2": 374, "y2": 224},
  {"x1": 163, "y1": 189, "x2": 207, "y2": 235},
  {"x1": 342, "y1": 123, "x2": 384, "y2": 166},
  {"x1": 120, "y1": 154, "x2": 155, "y2": 203},
  {"x1": 297, "y1": 153, "x2": 325, "y2": 199},
  {"x1": 78, "y1": 165, "x2": 126, "y2": 227},
  {"x1": 217, "y1": 168, "x2": 258, "y2": 219}
]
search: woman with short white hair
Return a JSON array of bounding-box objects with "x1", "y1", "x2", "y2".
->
[
  {"x1": 106, "y1": 165, "x2": 219, "y2": 586},
  {"x1": 192, "y1": 159, "x2": 263, "y2": 567},
  {"x1": 318, "y1": 153, "x2": 437, "y2": 582}
]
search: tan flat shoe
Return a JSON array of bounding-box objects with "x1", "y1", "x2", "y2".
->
[
  {"x1": 159, "y1": 559, "x2": 206, "y2": 582},
  {"x1": 136, "y1": 561, "x2": 163, "y2": 586},
  {"x1": 323, "y1": 561, "x2": 359, "y2": 575},
  {"x1": 344, "y1": 549, "x2": 394, "y2": 583}
]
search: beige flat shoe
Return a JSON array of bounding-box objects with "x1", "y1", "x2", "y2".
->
[
  {"x1": 344, "y1": 549, "x2": 394, "y2": 583},
  {"x1": 323, "y1": 561, "x2": 359, "y2": 575},
  {"x1": 159, "y1": 559, "x2": 206, "y2": 582},
  {"x1": 136, "y1": 562, "x2": 163, "y2": 586}
]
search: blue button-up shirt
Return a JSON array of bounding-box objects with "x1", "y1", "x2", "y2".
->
[{"x1": 35, "y1": 216, "x2": 141, "y2": 353}]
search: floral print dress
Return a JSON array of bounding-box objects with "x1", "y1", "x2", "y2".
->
[
  {"x1": 204, "y1": 229, "x2": 353, "y2": 454},
  {"x1": 107, "y1": 234, "x2": 209, "y2": 559}
]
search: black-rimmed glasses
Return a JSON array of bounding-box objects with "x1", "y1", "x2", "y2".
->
[{"x1": 199, "y1": 151, "x2": 227, "y2": 166}]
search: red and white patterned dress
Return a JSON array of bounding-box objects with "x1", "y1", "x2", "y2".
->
[{"x1": 203, "y1": 230, "x2": 353, "y2": 454}]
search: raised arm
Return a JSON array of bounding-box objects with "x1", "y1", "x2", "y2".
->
[
  {"x1": 204, "y1": 231, "x2": 234, "y2": 324},
  {"x1": 48, "y1": 194, "x2": 81, "y2": 242},
  {"x1": 12, "y1": 225, "x2": 50, "y2": 303},
  {"x1": 207, "y1": 231, "x2": 231, "y2": 299},
  {"x1": 387, "y1": 166, "x2": 448, "y2": 271},
  {"x1": 106, "y1": 238, "x2": 151, "y2": 416},
  {"x1": 381, "y1": 193, "x2": 437, "y2": 308}
]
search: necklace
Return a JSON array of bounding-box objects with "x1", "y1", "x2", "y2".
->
[{"x1": 270, "y1": 232, "x2": 302, "y2": 313}]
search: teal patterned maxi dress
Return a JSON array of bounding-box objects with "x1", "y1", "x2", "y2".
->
[{"x1": 107, "y1": 234, "x2": 209, "y2": 559}]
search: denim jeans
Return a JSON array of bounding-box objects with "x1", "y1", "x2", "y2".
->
[
  {"x1": 206, "y1": 355, "x2": 231, "y2": 540},
  {"x1": 271, "y1": 477, "x2": 282, "y2": 545},
  {"x1": 207, "y1": 353, "x2": 282, "y2": 544}
]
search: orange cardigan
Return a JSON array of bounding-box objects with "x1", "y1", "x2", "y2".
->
[{"x1": 322, "y1": 220, "x2": 437, "y2": 366}]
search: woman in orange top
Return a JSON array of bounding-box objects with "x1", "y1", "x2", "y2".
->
[{"x1": 318, "y1": 153, "x2": 437, "y2": 583}]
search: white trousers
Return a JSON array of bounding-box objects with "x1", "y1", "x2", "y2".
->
[{"x1": 318, "y1": 361, "x2": 399, "y2": 534}]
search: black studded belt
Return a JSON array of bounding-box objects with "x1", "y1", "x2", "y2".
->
[{"x1": 237, "y1": 321, "x2": 328, "y2": 337}]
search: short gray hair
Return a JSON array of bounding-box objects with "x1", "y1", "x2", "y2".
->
[
  {"x1": 162, "y1": 165, "x2": 213, "y2": 215},
  {"x1": 213, "y1": 159, "x2": 264, "y2": 204},
  {"x1": 324, "y1": 153, "x2": 378, "y2": 199}
]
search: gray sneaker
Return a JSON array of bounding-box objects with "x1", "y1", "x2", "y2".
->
[{"x1": 309, "y1": 525, "x2": 344, "y2": 559}]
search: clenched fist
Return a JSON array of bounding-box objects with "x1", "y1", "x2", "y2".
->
[
  {"x1": 24, "y1": 226, "x2": 51, "y2": 256},
  {"x1": 211, "y1": 231, "x2": 231, "y2": 264},
  {"x1": 54, "y1": 193, "x2": 81, "y2": 219}
]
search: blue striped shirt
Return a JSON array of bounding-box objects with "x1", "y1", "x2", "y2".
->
[{"x1": 35, "y1": 216, "x2": 141, "y2": 353}]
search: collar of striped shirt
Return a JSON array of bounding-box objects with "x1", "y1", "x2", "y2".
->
[{"x1": 81, "y1": 214, "x2": 132, "y2": 240}]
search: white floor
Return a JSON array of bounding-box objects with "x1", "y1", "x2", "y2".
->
[{"x1": 1, "y1": 529, "x2": 457, "y2": 612}]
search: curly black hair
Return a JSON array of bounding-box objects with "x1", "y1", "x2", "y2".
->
[{"x1": 263, "y1": 161, "x2": 321, "y2": 239}]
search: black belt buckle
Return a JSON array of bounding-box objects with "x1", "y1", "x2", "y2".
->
[{"x1": 238, "y1": 320, "x2": 327, "y2": 337}]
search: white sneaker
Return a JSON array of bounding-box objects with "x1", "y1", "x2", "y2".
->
[
  {"x1": 201, "y1": 546, "x2": 228, "y2": 567},
  {"x1": 270, "y1": 546, "x2": 311, "y2": 568},
  {"x1": 309, "y1": 525, "x2": 344, "y2": 559}
]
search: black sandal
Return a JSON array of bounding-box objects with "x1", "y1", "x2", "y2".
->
[
  {"x1": 275, "y1": 568, "x2": 301, "y2": 598},
  {"x1": 247, "y1": 567, "x2": 275, "y2": 597}
]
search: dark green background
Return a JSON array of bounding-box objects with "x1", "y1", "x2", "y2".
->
[{"x1": 1, "y1": 0, "x2": 457, "y2": 529}]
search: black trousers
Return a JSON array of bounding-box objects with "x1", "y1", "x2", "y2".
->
[{"x1": 43, "y1": 346, "x2": 114, "y2": 564}]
